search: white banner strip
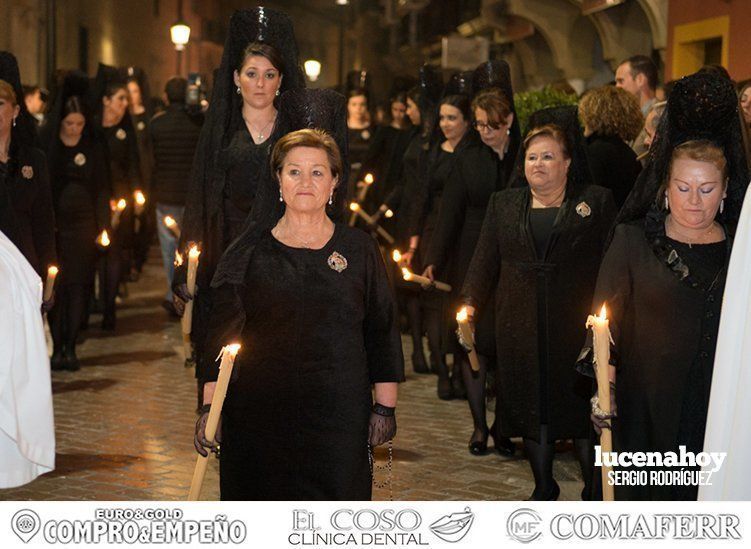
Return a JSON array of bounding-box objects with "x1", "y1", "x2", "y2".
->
[{"x1": 0, "y1": 501, "x2": 748, "y2": 548}]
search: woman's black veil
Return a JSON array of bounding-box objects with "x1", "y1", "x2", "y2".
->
[{"x1": 211, "y1": 88, "x2": 348, "y2": 288}]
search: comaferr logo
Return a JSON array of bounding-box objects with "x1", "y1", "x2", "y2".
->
[{"x1": 507, "y1": 508, "x2": 543, "y2": 543}]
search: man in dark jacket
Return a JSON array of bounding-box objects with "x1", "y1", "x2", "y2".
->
[{"x1": 149, "y1": 77, "x2": 203, "y2": 315}]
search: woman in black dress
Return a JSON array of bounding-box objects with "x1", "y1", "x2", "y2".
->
[
  {"x1": 388, "y1": 66, "x2": 443, "y2": 374},
  {"x1": 44, "y1": 73, "x2": 111, "y2": 370},
  {"x1": 579, "y1": 85, "x2": 643, "y2": 208},
  {"x1": 193, "y1": 101, "x2": 404, "y2": 500},
  {"x1": 425, "y1": 60, "x2": 520, "y2": 456},
  {"x1": 462, "y1": 117, "x2": 617, "y2": 500},
  {"x1": 579, "y1": 72, "x2": 749, "y2": 500},
  {"x1": 405, "y1": 75, "x2": 476, "y2": 399},
  {"x1": 0, "y1": 52, "x2": 56, "y2": 306},
  {"x1": 346, "y1": 87, "x2": 372, "y2": 184},
  {"x1": 174, "y1": 7, "x2": 305, "y2": 377},
  {"x1": 92, "y1": 63, "x2": 142, "y2": 330},
  {"x1": 125, "y1": 67, "x2": 154, "y2": 278}
]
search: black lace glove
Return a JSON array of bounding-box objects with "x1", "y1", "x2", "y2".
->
[
  {"x1": 590, "y1": 383, "x2": 617, "y2": 436},
  {"x1": 194, "y1": 404, "x2": 221, "y2": 457},
  {"x1": 368, "y1": 402, "x2": 396, "y2": 446}
]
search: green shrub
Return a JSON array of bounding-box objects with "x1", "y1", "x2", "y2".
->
[{"x1": 514, "y1": 86, "x2": 579, "y2": 134}]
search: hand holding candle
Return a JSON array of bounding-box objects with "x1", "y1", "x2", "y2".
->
[
  {"x1": 401, "y1": 267, "x2": 451, "y2": 292},
  {"x1": 187, "y1": 343, "x2": 241, "y2": 501},
  {"x1": 456, "y1": 307, "x2": 480, "y2": 372},
  {"x1": 181, "y1": 245, "x2": 201, "y2": 336},
  {"x1": 585, "y1": 303, "x2": 615, "y2": 501},
  {"x1": 43, "y1": 265, "x2": 58, "y2": 303},
  {"x1": 164, "y1": 215, "x2": 181, "y2": 239}
]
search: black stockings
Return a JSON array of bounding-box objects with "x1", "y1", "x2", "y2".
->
[
  {"x1": 49, "y1": 284, "x2": 90, "y2": 353},
  {"x1": 461, "y1": 353, "x2": 489, "y2": 442}
]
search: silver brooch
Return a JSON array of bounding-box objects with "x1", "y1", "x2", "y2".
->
[
  {"x1": 327, "y1": 251, "x2": 348, "y2": 273},
  {"x1": 361, "y1": 129, "x2": 370, "y2": 140},
  {"x1": 21, "y1": 165, "x2": 34, "y2": 179},
  {"x1": 74, "y1": 153, "x2": 87, "y2": 166},
  {"x1": 115, "y1": 128, "x2": 127, "y2": 140},
  {"x1": 137, "y1": 121, "x2": 145, "y2": 131},
  {"x1": 576, "y1": 201, "x2": 591, "y2": 218}
]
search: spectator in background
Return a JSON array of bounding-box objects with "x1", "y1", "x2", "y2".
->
[
  {"x1": 23, "y1": 85, "x2": 48, "y2": 126},
  {"x1": 579, "y1": 85, "x2": 643, "y2": 208},
  {"x1": 643, "y1": 100, "x2": 667, "y2": 153},
  {"x1": 615, "y1": 55, "x2": 658, "y2": 117},
  {"x1": 149, "y1": 77, "x2": 203, "y2": 315},
  {"x1": 615, "y1": 55, "x2": 658, "y2": 158}
]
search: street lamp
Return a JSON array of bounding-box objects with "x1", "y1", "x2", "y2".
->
[
  {"x1": 170, "y1": 21, "x2": 191, "y2": 51},
  {"x1": 304, "y1": 59, "x2": 322, "y2": 82}
]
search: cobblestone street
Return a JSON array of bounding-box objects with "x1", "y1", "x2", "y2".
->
[{"x1": 0, "y1": 252, "x2": 584, "y2": 501}]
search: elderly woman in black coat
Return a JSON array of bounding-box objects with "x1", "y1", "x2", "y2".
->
[{"x1": 462, "y1": 116, "x2": 617, "y2": 500}]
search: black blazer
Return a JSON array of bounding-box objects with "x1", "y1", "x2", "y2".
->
[
  {"x1": 585, "y1": 133, "x2": 641, "y2": 209},
  {"x1": 0, "y1": 145, "x2": 56, "y2": 275}
]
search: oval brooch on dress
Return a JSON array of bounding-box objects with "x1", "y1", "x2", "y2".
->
[
  {"x1": 115, "y1": 128, "x2": 127, "y2": 140},
  {"x1": 137, "y1": 121, "x2": 146, "y2": 131},
  {"x1": 74, "y1": 153, "x2": 87, "y2": 166},
  {"x1": 327, "y1": 251, "x2": 348, "y2": 273},
  {"x1": 21, "y1": 165, "x2": 34, "y2": 179},
  {"x1": 576, "y1": 201, "x2": 591, "y2": 218}
]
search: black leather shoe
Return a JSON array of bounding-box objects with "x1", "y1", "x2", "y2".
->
[
  {"x1": 528, "y1": 482, "x2": 560, "y2": 501},
  {"x1": 51, "y1": 350, "x2": 65, "y2": 371},
  {"x1": 492, "y1": 435, "x2": 516, "y2": 457},
  {"x1": 468, "y1": 428, "x2": 489, "y2": 455},
  {"x1": 62, "y1": 348, "x2": 80, "y2": 371}
]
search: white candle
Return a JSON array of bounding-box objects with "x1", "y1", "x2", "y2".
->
[
  {"x1": 164, "y1": 215, "x2": 181, "y2": 239},
  {"x1": 111, "y1": 198, "x2": 127, "y2": 229},
  {"x1": 349, "y1": 203, "x2": 395, "y2": 244},
  {"x1": 97, "y1": 229, "x2": 110, "y2": 248},
  {"x1": 586, "y1": 303, "x2": 615, "y2": 501},
  {"x1": 187, "y1": 343, "x2": 241, "y2": 500},
  {"x1": 43, "y1": 265, "x2": 58, "y2": 302},
  {"x1": 182, "y1": 246, "x2": 201, "y2": 336},
  {"x1": 456, "y1": 307, "x2": 480, "y2": 372},
  {"x1": 401, "y1": 267, "x2": 452, "y2": 292}
]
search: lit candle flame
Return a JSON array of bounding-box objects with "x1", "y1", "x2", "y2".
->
[
  {"x1": 364, "y1": 173, "x2": 374, "y2": 185},
  {"x1": 48, "y1": 265, "x2": 59, "y2": 277},
  {"x1": 401, "y1": 267, "x2": 413, "y2": 281},
  {"x1": 349, "y1": 202, "x2": 360, "y2": 212},
  {"x1": 99, "y1": 230, "x2": 110, "y2": 247},
  {"x1": 117, "y1": 198, "x2": 127, "y2": 211},
  {"x1": 456, "y1": 307, "x2": 468, "y2": 322},
  {"x1": 164, "y1": 215, "x2": 177, "y2": 228},
  {"x1": 392, "y1": 249, "x2": 401, "y2": 263},
  {"x1": 225, "y1": 343, "x2": 241, "y2": 357},
  {"x1": 174, "y1": 251, "x2": 184, "y2": 267},
  {"x1": 384, "y1": 209, "x2": 394, "y2": 218},
  {"x1": 598, "y1": 303, "x2": 608, "y2": 320},
  {"x1": 188, "y1": 245, "x2": 201, "y2": 260},
  {"x1": 134, "y1": 190, "x2": 146, "y2": 206}
]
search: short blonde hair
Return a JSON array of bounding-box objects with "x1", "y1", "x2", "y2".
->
[
  {"x1": 658, "y1": 140, "x2": 729, "y2": 201},
  {"x1": 579, "y1": 85, "x2": 643, "y2": 141},
  {"x1": 0, "y1": 79, "x2": 17, "y2": 105},
  {"x1": 271, "y1": 128, "x2": 343, "y2": 181},
  {"x1": 523, "y1": 124, "x2": 570, "y2": 158}
]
